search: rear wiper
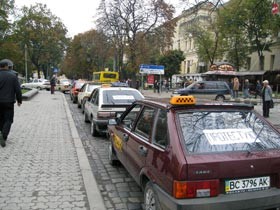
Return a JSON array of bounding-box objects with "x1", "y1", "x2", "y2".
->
[{"x1": 246, "y1": 126, "x2": 264, "y2": 157}]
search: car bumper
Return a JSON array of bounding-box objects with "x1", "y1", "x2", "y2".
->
[{"x1": 155, "y1": 184, "x2": 280, "y2": 210}]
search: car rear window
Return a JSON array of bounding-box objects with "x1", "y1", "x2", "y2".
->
[
  {"x1": 178, "y1": 111, "x2": 280, "y2": 154},
  {"x1": 102, "y1": 89, "x2": 143, "y2": 104}
]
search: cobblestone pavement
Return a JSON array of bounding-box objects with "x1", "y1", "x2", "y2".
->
[
  {"x1": 66, "y1": 95, "x2": 144, "y2": 210},
  {"x1": 0, "y1": 91, "x2": 104, "y2": 210}
]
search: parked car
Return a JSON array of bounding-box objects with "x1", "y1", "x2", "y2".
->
[
  {"x1": 70, "y1": 80, "x2": 86, "y2": 103},
  {"x1": 21, "y1": 78, "x2": 50, "y2": 90},
  {"x1": 107, "y1": 95, "x2": 280, "y2": 210},
  {"x1": 172, "y1": 80, "x2": 231, "y2": 101},
  {"x1": 77, "y1": 82, "x2": 100, "y2": 111},
  {"x1": 84, "y1": 85, "x2": 144, "y2": 136},
  {"x1": 56, "y1": 78, "x2": 71, "y2": 93}
]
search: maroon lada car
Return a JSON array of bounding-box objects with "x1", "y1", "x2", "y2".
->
[{"x1": 107, "y1": 95, "x2": 280, "y2": 210}]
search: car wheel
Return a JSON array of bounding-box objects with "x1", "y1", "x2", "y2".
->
[
  {"x1": 144, "y1": 181, "x2": 161, "y2": 210},
  {"x1": 215, "y1": 95, "x2": 225, "y2": 102},
  {"x1": 84, "y1": 112, "x2": 90, "y2": 123},
  {"x1": 108, "y1": 140, "x2": 119, "y2": 166},
  {"x1": 77, "y1": 101, "x2": 81, "y2": 108},
  {"x1": 81, "y1": 101, "x2": 86, "y2": 113},
  {"x1": 90, "y1": 120, "x2": 99, "y2": 137}
]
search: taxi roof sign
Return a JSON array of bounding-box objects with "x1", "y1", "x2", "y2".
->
[{"x1": 170, "y1": 95, "x2": 196, "y2": 105}]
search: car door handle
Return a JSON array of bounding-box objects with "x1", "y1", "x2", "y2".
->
[
  {"x1": 138, "y1": 145, "x2": 148, "y2": 157},
  {"x1": 123, "y1": 133, "x2": 129, "y2": 142}
]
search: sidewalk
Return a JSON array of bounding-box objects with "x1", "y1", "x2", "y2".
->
[{"x1": 0, "y1": 91, "x2": 106, "y2": 210}]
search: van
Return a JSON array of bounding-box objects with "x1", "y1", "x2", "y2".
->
[{"x1": 172, "y1": 81, "x2": 231, "y2": 101}]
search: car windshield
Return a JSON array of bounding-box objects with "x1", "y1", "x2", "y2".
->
[
  {"x1": 102, "y1": 89, "x2": 143, "y2": 104},
  {"x1": 178, "y1": 110, "x2": 280, "y2": 154}
]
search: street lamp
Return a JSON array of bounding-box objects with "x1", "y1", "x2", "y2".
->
[{"x1": 24, "y1": 44, "x2": 28, "y2": 82}]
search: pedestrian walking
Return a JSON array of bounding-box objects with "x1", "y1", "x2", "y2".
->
[
  {"x1": 154, "y1": 80, "x2": 159, "y2": 93},
  {"x1": 261, "y1": 80, "x2": 273, "y2": 118},
  {"x1": 233, "y1": 77, "x2": 240, "y2": 98},
  {"x1": 228, "y1": 78, "x2": 234, "y2": 98},
  {"x1": 243, "y1": 79, "x2": 250, "y2": 99},
  {"x1": 255, "y1": 80, "x2": 262, "y2": 98},
  {"x1": 0, "y1": 59, "x2": 22, "y2": 147},
  {"x1": 50, "y1": 74, "x2": 56, "y2": 94}
]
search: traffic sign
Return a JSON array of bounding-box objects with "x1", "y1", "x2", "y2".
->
[{"x1": 139, "y1": 64, "x2": 164, "y2": 75}]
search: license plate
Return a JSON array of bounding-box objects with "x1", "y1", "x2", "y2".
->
[{"x1": 225, "y1": 176, "x2": 270, "y2": 194}]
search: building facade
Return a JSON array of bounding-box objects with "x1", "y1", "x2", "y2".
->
[{"x1": 172, "y1": 2, "x2": 280, "y2": 74}]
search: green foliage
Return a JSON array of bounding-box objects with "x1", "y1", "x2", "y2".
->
[
  {"x1": 218, "y1": 0, "x2": 278, "y2": 70},
  {"x1": 158, "y1": 50, "x2": 185, "y2": 79},
  {"x1": 0, "y1": 0, "x2": 15, "y2": 39},
  {"x1": 61, "y1": 30, "x2": 113, "y2": 80},
  {"x1": 15, "y1": 3, "x2": 69, "y2": 78}
]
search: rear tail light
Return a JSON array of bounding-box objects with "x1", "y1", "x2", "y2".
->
[
  {"x1": 97, "y1": 111, "x2": 115, "y2": 118},
  {"x1": 173, "y1": 180, "x2": 219, "y2": 199}
]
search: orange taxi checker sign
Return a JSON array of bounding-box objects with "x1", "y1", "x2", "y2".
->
[{"x1": 170, "y1": 95, "x2": 196, "y2": 105}]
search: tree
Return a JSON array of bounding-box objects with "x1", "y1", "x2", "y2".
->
[
  {"x1": 15, "y1": 3, "x2": 69, "y2": 79},
  {"x1": 61, "y1": 30, "x2": 113, "y2": 79},
  {"x1": 0, "y1": 0, "x2": 14, "y2": 40},
  {"x1": 97, "y1": 0, "x2": 175, "y2": 79},
  {"x1": 158, "y1": 50, "x2": 185, "y2": 80},
  {"x1": 218, "y1": 0, "x2": 277, "y2": 70}
]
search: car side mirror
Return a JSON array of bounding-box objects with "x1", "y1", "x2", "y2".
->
[{"x1": 108, "y1": 119, "x2": 117, "y2": 126}]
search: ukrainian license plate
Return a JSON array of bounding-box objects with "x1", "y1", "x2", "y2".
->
[{"x1": 225, "y1": 176, "x2": 270, "y2": 194}]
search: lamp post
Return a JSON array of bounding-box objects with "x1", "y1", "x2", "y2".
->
[{"x1": 24, "y1": 44, "x2": 28, "y2": 82}]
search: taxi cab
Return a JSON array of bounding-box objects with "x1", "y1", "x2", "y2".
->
[
  {"x1": 107, "y1": 95, "x2": 280, "y2": 210},
  {"x1": 84, "y1": 84, "x2": 144, "y2": 136}
]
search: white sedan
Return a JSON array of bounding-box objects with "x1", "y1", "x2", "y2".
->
[
  {"x1": 21, "y1": 78, "x2": 50, "y2": 90},
  {"x1": 77, "y1": 82, "x2": 101, "y2": 111}
]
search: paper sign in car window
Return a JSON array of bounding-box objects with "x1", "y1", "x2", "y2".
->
[
  {"x1": 113, "y1": 95, "x2": 135, "y2": 100},
  {"x1": 203, "y1": 128, "x2": 260, "y2": 145}
]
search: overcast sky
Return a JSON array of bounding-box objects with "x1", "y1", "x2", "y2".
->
[{"x1": 14, "y1": 0, "x2": 185, "y2": 38}]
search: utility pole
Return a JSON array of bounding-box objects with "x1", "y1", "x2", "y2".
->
[{"x1": 25, "y1": 44, "x2": 28, "y2": 82}]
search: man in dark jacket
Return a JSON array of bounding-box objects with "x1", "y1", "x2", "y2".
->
[{"x1": 0, "y1": 59, "x2": 22, "y2": 147}]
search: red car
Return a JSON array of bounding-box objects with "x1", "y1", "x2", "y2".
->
[
  {"x1": 70, "y1": 80, "x2": 86, "y2": 103},
  {"x1": 108, "y1": 95, "x2": 280, "y2": 210}
]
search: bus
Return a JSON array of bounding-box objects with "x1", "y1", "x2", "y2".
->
[{"x1": 92, "y1": 71, "x2": 119, "y2": 83}]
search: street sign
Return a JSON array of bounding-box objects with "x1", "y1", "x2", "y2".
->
[
  {"x1": 140, "y1": 64, "x2": 164, "y2": 75},
  {"x1": 53, "y1": 68, "x2": 59, "y2": 73}
]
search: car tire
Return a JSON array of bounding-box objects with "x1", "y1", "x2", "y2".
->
[
  {"x1": 215, "y1": 95, "x2": 225, "y2": 102},
  {"x1": 77, "y1": 101, "x2": 81, "y2": 108},
  {"x1": 81, "y1": 101, "x2": 86, "y2": 113},
  {"x1": 108, "y1": 140, "x2": 119, "y2": 166},
  {"x1": 84, "y1": 112, "x2": 90, "y2": 123},
  {"x1": 144, "y1": 181, "x2": 162, "y2": 210},
  {"x1": 90, "y1": 120, "x2": 99, "y2": 137}
]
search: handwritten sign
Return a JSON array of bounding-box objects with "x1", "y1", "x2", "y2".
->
[
  {"x1": 113, "y1": 95, "x2": 135, "y2": 100},
  {"x1": 203, "y1": 128, "x2": 260, "y2": 145}
]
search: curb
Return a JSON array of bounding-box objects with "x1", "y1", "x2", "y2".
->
[
  {"x1": 22, "y1": 88, "x2": 39, "y2": 100},
  {"x1": 62, "y1": 94, "x2": 106, "y2": 210}
]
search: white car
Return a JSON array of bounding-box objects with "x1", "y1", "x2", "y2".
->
[
  {"x1": 56, "y1": 79, "x2": 71, "y2": 93},
  {"x1": 77, "y1": 82, "x2": 101, "y2": 111},
  {"x1": 21, "y1": 78, "x2": 50, "y2": 90},
  {"x1": 84, "y1": 85, "x2": 144, "y2": 136}
]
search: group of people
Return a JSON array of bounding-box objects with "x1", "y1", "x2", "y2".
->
[
  {"x1": 229, "y1": 77, "x2": 273, "y2": 118},
  {"x1": 230, "y1": 77, "x2": 263, "y2": 99},
  {"x1": 154, "y1": 79, "x2": 170, "y2": 93}
]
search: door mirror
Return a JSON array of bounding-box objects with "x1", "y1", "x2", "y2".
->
[{"x1": 108, "y1": 119, "x2": 117, "y2": 126}]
